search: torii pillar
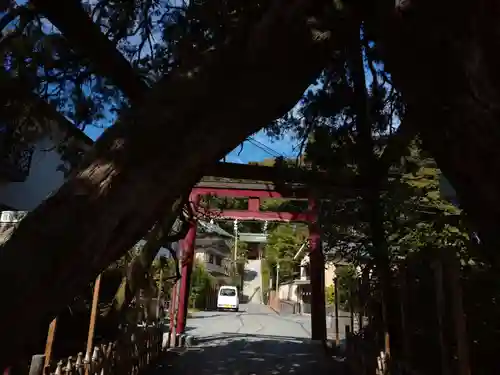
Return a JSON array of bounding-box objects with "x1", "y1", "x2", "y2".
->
[
  {"x1": 308, "y1": 198, "x2": 327, "y2": 342},
  {"x1": 176, "y1": 193, "x2": 200, "y2": 334}
]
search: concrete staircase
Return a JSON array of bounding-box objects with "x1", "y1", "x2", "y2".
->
[{"x1": 242, "y1": 259, "x2": 263, "y2": 304}]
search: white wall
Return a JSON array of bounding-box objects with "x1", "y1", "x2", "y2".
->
[
  {"x1": 300, "y1": 256, "x2": 338, "y2": 288},
  {"x1": 0, "y1": 137, "x2": 66, "y2": 210},
  {"x1": 195, "y1": 251, "x2": 206, "y2": 262},
  {"x1": 278, "y1": 282, "x2": 299, "y2": 302},
  {"x1": 195, "y1": 249, "x2": 228, "y2": 275},
  {"x1": 242, "y1": 259, "x2": 263, "y2": 303},
  {"x1": 324, "y1": 263, "x2": 337, "y2": 288}
]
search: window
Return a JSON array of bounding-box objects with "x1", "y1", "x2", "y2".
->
[
  {"x1": 215, "y1": 255, "x2": 222, "y2": 266},
  {"x1": 219, "y1": 288, "x2": 236, "y2": 297},
  {"x1": 208, "y1": 254, "x2": 214, "y2": 264}
]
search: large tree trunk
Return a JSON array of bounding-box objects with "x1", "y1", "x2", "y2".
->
[
  {"x1": 370, "y1": 0, "x2": 500, "y2": 264},
  {"x1": 0, "y1": 0, "x2": 334, "y2": 364}
]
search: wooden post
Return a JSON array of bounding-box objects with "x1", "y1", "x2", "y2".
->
[
  {"x1": 334, "y1": 276, "x2": 340, "y2": 346},
  {"x1": 44, "y1": 318, "x2": 57, "y2": 369},
  {"x1": 169, "y1": 281, "x2": 177, "y2": 346},
  {"x1": 398, "y1": 262, "x2": 411, "y2": 363},
  {"x1": 380, "y1": 275, "x2": 391, "y2": 357},
  {"x1": 345, "y1": 324, "x2": 351, "y2": 355},
  {"x1": 432, "y1": 256, "x2": 450, "y2": 375},
  {"x1": 445, "y1": 250, "x2": 471, "y2": 375},
  {"x1": 357, "y1": 277, "x2": 363, "y2": 332},
  {"x1": 170, "y1": 240, "x2": 183, "y2": 346},
  {"x1": 384, "y1": 326, "x2": 391, "y2": 358},
  {"x1": 156, "y1": 267, "x2": 164, "y2": 321},
  {"x1": 362, "y1": 267, "x2": 371, "y2": 328},
  {"x1": 171, "y1": 279, "x2": 182, "y2": 346},
  {"x1": 29, "y1": 355, "x2": 45, "y2": 375},
  {"x1": 169, "y1": 281, "x2": 177, "y2": 333},
  {"x1": 349, "y1": 285, "x2": 355, "y2": 332},
  {"x1": 85, "y1": 273, "x2": 102, "y2": 375}
]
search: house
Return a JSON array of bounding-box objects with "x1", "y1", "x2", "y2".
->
[
  {"x1": 0, "y1": 96, "x2": 92, "y2": 211},
  {"x1": 277, "y1": 242, "x2": 349, "y2": 313},
  {"x1": 194, "y1": 220, "x2": 233, "y2": 277},
  {"x1": 0, "y1": 94, "x2": 92, "y2": 238}
]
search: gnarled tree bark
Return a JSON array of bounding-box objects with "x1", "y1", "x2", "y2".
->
[{"x1": 0, "y1": 0, "x2": 335, "y2": 364}]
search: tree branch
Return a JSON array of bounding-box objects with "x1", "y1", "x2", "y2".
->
[
  {"x1": 30, "y1": 0, "x2": 148, "y2": 104},
  {"x1": 376, "y1": 118, "x2": 416, "y2": 178},
  {"x1": 162, "y1": 197, "x2": 194, "y2": 243},
  {"x1": 0, "y1": 5, "x2": 34, "y2": 32}
]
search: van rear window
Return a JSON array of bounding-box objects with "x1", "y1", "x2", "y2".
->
[{"x1": 219, "y1": 288, "x2": 236, "y2": 296}]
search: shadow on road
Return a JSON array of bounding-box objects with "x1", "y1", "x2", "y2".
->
[
  {"x1": 193, "y1": 333, "x2": 310, "y2": 344},
  {"x1": 154, "y1": 333, "x2": 346, "y2": 375},
  {"x1": 187, "y1": 313, "x2": 227, "y2": 320}
]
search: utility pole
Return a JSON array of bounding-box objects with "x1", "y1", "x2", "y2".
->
[
  {"x1": 334, "y1": 274, "x2": 340, "y2": 346},
  {"x1": 233, "y1": 219, "x2": 239, "y2": 293},
  {"x1": 233, "y1": 219, "x2": 238, "y2": 266},
  {"x1": 233, "y1": 219, "x2": 238, "y2": 276},
  {"x1": 260, "y1": 220, "x2": 268, "y2": 303},
  {"x1": 276, "y1": 262, "x2": 280, "y2": 292}
]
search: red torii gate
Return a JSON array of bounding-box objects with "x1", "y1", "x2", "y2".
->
[{"x1": 174, "y1": 180, "x2": 327, "y2": 342}]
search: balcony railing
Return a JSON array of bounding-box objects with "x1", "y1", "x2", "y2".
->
[
  {"x1": 0, "y1": 131, "x2": 34, "y2": 182},
  {"x1": 0, "y1": 210, "x2": 28, "y2": 222},
  {"x1": 204, "y1": 261, "x2": 230, "y2": 276},
  {"x1": 0, "y1": 210, "x2": 27, "y2": 242}
]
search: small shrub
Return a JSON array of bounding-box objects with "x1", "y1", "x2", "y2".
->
[{"x1": 325, "y1": 284, "x2": 335, "y2": 305}]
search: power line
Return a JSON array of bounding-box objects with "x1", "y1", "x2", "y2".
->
[
  {"x1": 247, "y1": 139, "x2": 276, "y2": 157},
  {"x1": 249, "y1": 137, "x2": 283, "y2": 156},
  {"x1": 247, "y1": 136, "x2": 284, "y2": 158}
]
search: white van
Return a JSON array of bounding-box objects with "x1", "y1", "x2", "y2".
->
[{"x1": 217, "y1": 286, "x2": 239, "y2": 312}]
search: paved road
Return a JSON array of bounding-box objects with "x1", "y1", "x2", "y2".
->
[{"x1": 155, "y1": 303, "x2": 344, "y2": 375}]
